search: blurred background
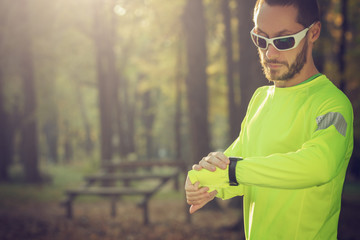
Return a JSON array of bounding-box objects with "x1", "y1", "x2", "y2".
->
[{"x1": 0, "y1": 0, "x2": 359, "y2": 239}]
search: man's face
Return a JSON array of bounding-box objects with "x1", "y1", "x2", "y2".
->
[{"x1": 254, "y1": 3, "x2": 309, "y2": 82}]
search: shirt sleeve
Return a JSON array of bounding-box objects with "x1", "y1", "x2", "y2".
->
[
  {"x1": 236, "y1": 109, "x2": 353, "y2": 189},
  {"x1": 215, "y1": 137, "x2": 246, "y2": 199}
]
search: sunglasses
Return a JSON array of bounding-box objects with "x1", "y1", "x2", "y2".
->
[{"x1": 250, "y1": 23, "x2": 314, "y2": 51}]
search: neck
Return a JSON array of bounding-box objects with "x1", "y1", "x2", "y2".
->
[{"x1": 274, "y1": 58, "x2": 319, "y2": 88}]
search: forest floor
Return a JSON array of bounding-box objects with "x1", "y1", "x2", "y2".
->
[
  {"x1": 0, "y1": 194, "x2": 246, "y2": 240},
  {"x1": 0, "y1": 186, "x2": 360, "y2": 240},
  {"x1": 0, "y1": 164, "x2": 359, "y2": 240}
]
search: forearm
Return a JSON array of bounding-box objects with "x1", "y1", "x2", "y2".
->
[{"x1": 236, "y1": 128, "x2": 351, "y2": 189}]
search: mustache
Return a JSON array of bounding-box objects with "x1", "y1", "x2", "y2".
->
[{"x1": 262, "y1": 59, "x2": 289, "y2": 67}]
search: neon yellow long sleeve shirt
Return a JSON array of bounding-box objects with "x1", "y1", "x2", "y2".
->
[{"x1": 188, "y1": 75, "x2": 353, "y2": 240}]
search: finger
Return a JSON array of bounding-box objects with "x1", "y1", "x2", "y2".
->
[
  {"x1": 188, "y1": 192, "x2": 214, "y2": 204},
  {"x1": 186, "y1": 189, "x2": 212, "y2": 205},
  {"x1": 187, "y1": 194, "x2": 210, "y2": 205},
  {"x1": 188, "y1": 190, "x2": 215, "y2": 203},
  {"x1": 186, "y1": 188, "x2": 210, "y2": 200},
  {"x1": 184, "y1": 176, "x2": 191, "y2": 188},
  {"x1": 184, "y1": 175, "x2": 202, "y2": 190},
  {"x1": 184, "y1": 177, "x2": 195, "y2": 191},
  {"x1": 187, "y1": 198, "x2": 208, "y2": 206},
  {"x1": 206, "y1": 153, "x2": 229, "y2": 170},
  {"x1": 186, "y1": 187, "x2": 210, "y2": 201},
  {"x1": 199, "y1": 157, "x2": 217, "y2": 172},
  {"x1": 208, "y1": 190, "x2": 217, "y2": 199},
  {"x1": 192, "y1": 164, "x2": 203, "y2": 171},
  {"x1": 214, "y1": 152, "x2": 230, "y2": 165},
  {"x1": 186, "y1": 185, "x2": 209, "y2": 194},
  {"x1": 186, "y1": 191, "x2": 210, "y2": 204}
]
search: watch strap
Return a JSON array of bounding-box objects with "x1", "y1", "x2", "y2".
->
[{"x1": 229, "y1": 157, "x2": 243, "y2": 186}]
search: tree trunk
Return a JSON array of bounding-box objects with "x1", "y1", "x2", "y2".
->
[
  {"x1": 93, "y1": 0, "x2": 117, "y2": 163},
  {"x1": 0, "y1": 63, "x2": 10, "y2": 181},
  {"x1": 18, "y1": 0, "x2": 41, "y2": 182},
  {"x1": 74, "y1": 78, "x2": 94, "y2": 154},
  {"x1": 221, "y1": 0, "x2": 239, "y2": 142},
  {"x1": 182, "y1": 0, "x2": 211, "y2": 163},
  {"x1": 141, "y1": 85, "x2": 156, "y2": 158},
  {"x1": 174, "y1": 40, "x2": 184, "y2": 160},
  {"x1": 117, "y1": 75, "x2": 136, "y2": 157},
  {"x1": 338, "y1": 0, "x2": 348, "y2": 92},
  {"x1": 314, "y1": 0, "x2": 331, "y2": 73},
  {"x1": 43, "y1": 117, "x2": 59, "y2": 163},
  {"x1": 237, "y1": 0, "x2": 264, "y2": 127},
  {"x1": 0, "y1": 3, "x2": 11, "y2": 181},
  {"x1": 63, "y1": 121, "x2": 73, "y2": 163},
  {"x1": 183, "y1": 0, "x2": 220, "y2": 211}
]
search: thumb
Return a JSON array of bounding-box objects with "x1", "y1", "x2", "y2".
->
[{"x1": 189, "y1": 204, "x2": 204, "y2": 214}]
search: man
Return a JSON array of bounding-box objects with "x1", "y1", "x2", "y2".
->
[{"x1": 185, "y1": 0, "x2": 354, "y2": 239}]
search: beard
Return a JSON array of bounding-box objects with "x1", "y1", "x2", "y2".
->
[{"x1": 260, "y1": 40, "x2": 308, "y2": 82}]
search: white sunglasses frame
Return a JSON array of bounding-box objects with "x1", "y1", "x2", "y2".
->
[{"x1": 250, "y1": 23, "x2": 314, "y2": 51}]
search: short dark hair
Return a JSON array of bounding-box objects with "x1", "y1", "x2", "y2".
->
[{"x1": 254, "y1": 0, "x2": 320, "y2": 27}]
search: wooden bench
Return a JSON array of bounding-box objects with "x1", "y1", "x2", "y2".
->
[{"x1": 61, "y1": 161, "x2": 185, "y2": 224}]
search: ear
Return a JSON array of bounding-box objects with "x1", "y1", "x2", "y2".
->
[{"x1": 309, "y1": 21, "x2": 321, "y2": 43}]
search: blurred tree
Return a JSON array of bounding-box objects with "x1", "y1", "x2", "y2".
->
[
  {"x1": 63, "y1": 121, "x2": 74, "y2": 163},
  {"x1": 0, "y1": 64, "x2": 10, "y2": 181},
  {"x1": 114, "y1": 43, "x2": 135, "y2": 157},
  {"x1": 0, "y1": 0, "x2": 10, "y2": 181},
  {"x1": 139, "y1": 75, "x2": 157, "y2": 158},
  {"x1": 221, "y1": 0, "x2": 238, "y2": 142},
  {"x1": 174, "y1": 39, "x2": 185, "y2": 160},
  {"x1": 18, "y1": 0, "x2": 41, "y2": 182},
  {"x1": 42, "y1": 115, "x2": 59, "y2": 163},
  {"x1": 74, "y1": 78, "x2": 94, "y2": 154},
  {"x1": 237, "y1": 0, "x2": 264, "y2": 132},
  {"x1": 314, "y1": 0, "x2": 331, "y2": 72},
  {"x1": 182, "y1": 0, "x2": 211, "y2": 163},
  {"x1": 92, "y1": 0, "x2": 118, "y2": 163},
  {"x1": 338, "y1": 0, "x2": 348, "y2": 92},
  {"x1": 346, "y1": 0, "x2": 360, "y2": 178},
  {"x1": 116, "y1": 75, "x2": 136, "y2": 157}
]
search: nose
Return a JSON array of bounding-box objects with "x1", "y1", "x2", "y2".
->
[{"x1": 266, "y1": 44, "x2": 280, "y2": 60}]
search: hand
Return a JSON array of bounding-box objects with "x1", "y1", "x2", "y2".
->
[
  {"x1": 185, "y1": 176, "x2": 217, "y2": 214},
  {"x1": 192, "y1": 152, "x2": 230, "y2": 172}
]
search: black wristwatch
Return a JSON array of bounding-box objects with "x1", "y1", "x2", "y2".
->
[{"x1": 229, "y1": 157, "x2": 243, "y2": 186}]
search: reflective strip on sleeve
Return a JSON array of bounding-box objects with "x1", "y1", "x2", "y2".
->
[{"x1": 316, "y1": 112, "x2": 347, "y2": 137}]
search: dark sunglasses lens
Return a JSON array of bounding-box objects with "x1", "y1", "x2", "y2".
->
[
  {"x1": 274, "y1": 37, "x2": 295, "y2": 50},
  {"x1": 252, "y1": 34, "x2": 267, "y2": 48}
]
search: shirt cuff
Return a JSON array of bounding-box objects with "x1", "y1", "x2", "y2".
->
[{"x1": 187, "y1": 167, "x2": 229, "y2": 193}]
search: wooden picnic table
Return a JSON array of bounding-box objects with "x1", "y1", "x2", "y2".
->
[{"x1": 61, "y1": 160, "x2": 186, "y2": 224}]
